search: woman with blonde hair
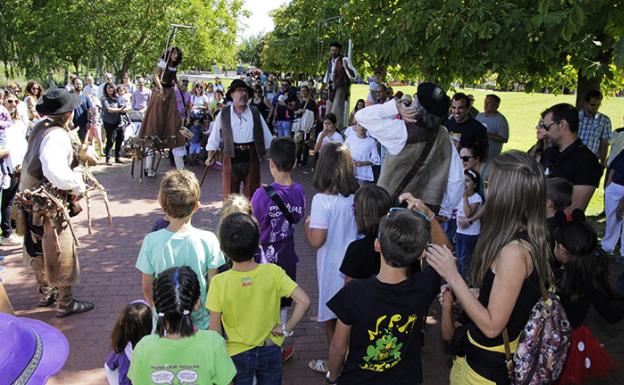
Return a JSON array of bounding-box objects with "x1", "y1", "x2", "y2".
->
[{"x1": 427, "y1": 150, "x2": 552, "y2": 385}]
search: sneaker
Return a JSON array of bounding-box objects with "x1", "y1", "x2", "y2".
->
[
  {"x1": 0, "y1": 234, "x2": 22, "y2": 246},
  {"x1": 282, "y1": 346, "x2": 295, "y2": 363}
]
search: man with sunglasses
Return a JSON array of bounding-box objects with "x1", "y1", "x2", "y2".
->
[{"x1": 540, "y1": 103, "x2": 602, "y2": 212}]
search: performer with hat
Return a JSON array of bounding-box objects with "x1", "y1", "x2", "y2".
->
[
  {"x1": 138, "y1": 46, "x2": 188, "y2": 177},
  {"x1": 18, "y1": 87, "x2": 94, "y2": 317},
  {"x1": 205, "y1": 79, "x2": 273, "y2": 198},
  {"x1": 355, "y1": 82, "x2": 464, "y2": 216}
]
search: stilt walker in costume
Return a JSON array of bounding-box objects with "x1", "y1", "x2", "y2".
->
[
  {"x1": 355, "y1": 82, "x2": 464, "y2": 216},
  {"x1": 17, "y1": 87, "x2": 94, "y2": 317},
  {"x1": 205, "y1": 79, "x2": 273, "y2": 199},
  {"x1": 139, "y1": 46, "x2": 188, "y2": 177},
  {"x1": 322, "y1": 42, "x2": 357, "y2": 130}
]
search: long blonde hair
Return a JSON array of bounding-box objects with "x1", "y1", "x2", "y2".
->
[{"x1": 471, "y1": 150, "x2": 553, "y2": 287}]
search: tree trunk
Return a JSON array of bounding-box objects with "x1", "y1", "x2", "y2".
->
[{"x1": 575, "y1": 69, "x2": 602, "y2": 110}]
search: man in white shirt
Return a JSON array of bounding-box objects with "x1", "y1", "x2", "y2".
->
[
  {"x1": 206, "y1": 79, "x2": 273, "y2": 198},
  {"x1": 323, "y1": 42, "x2": 357, "y2": 129},
  {"x1": 355, "y1": 82, "x2": 464, "y2": 216},
  {"x1": 18, "y1": 87, "x2": 93, "y2": 318}
]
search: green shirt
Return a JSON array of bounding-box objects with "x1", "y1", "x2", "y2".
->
[
  {"x1": 136, "y1": 226, "x2": 225, "y2": 329},
  {"x1": 128, "y1": 330, "x2": 236, "y2": 385},
  {"x1": 206, "y1": 263, "x2": 298, "y2": 356}
]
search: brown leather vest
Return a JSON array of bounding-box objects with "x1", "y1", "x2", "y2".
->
[
  {"x1": 220, "y1": 105, "x2": 266, "y2": 159},
  {"x1": 20, "y1": 119, "x2": 79, "y2": 191}
]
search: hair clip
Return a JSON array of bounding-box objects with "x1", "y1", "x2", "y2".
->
[
  {"x1": 158, "y1": 312, "x2": 165, "y2": 317},
  {"x1": 182, "y1": 310, "x2": 190, "y2": 315}
]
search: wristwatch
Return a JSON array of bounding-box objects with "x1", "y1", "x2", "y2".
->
[
  {"x1": 281, "y1": 324, "x2": 294, "y2": 337},
  {"x1": 326, "y1": 371, "x2": 338, "y2": 384}
]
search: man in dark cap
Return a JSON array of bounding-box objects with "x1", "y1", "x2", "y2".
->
[
  {"x1": 355, "y1": 82, "x2": 464, "y2": 215},
  {"x1": 323, "y1": 42, "x2": 357, "y2": 129},
  {"x1": 205, "y1": 79, "x2": 273, "y2": 198},
  {"x1": 18, "y1": 87, "x2": 94, "y2": 317}
]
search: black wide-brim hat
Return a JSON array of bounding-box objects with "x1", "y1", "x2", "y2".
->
[
  {"x1": 417, "y1": 82, "x2": 451, "y2": 117},
  {"x1": 226, "y1": 79, "x2": 253, "y2": 99},
  {"x1": 36, "y1": 87, "x2": 81, "y2": 115}
]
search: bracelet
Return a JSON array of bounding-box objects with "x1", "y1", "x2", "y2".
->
[
  {"x1": 281, "y1": 324, "x2": 294, "y2": 337},
  {"x1": 326, "y1": 371, "x2": 338, "y2": 384}
]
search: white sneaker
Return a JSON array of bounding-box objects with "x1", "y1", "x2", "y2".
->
[{"x1": 0, "y1": 234, "x2": 22, "y2": 246}]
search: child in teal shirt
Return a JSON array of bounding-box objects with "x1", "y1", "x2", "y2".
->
[{"x1": 135, "y1": 170, "x2": 225, "y2": 329}]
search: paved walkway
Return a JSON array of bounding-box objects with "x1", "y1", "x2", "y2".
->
[{"x1": 2, "y1": 160, "x2": 622, "y2": 384}]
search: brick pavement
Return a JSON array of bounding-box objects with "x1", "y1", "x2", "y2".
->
[{"x1": 2, "y1": 160, "x2": 622, "y2": 385}]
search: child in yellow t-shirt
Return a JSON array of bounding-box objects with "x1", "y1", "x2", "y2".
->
[{"x1": 207, "y1": 212, "x2": 310, "y2": 385}]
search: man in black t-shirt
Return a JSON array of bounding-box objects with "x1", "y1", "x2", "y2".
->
[
  {"x1": 445, "y1": 92, "x2": 489, "y2": 159},
  {"x1": 326, "y1": 208, "x2": 441, "y2": 385},
  {"x1": 540, "y1": 103, "x2": 602, "y2": 212}
]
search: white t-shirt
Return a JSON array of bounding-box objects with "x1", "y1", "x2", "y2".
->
[
  {"x1": 309, "y1": 193, "x2": 357, "y2": 322},
  {"x1": 345, "y1": 135, "x2": 380, "y2": 182},
  {"x1": 456, "y1": 193, "x2": 482, "y2": 236},
  {"x1": 191, "y1": 94, "x2": 210, "y2": 110},
  {"x1": 316, "y1": 131, "x2": 344, "y2": 149}
]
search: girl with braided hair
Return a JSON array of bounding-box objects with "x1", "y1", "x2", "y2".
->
[{"x1": 128, "y1": 267, "x2": 236, "y2": 385}]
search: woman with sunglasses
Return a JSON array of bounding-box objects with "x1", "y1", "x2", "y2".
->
[
  {"x1": 24, "y1": 80, "x2": 43, "y2": 122},
  {"x1": 0, "y1": 90, "x2": 28, "y2": 245},
  {"x1": 459, "y1": 146, "x2": 489, "y2": 197},
  {"x1": 249, "y1": 85, "x2": 272, "y2": 125},
  {"x1": 190, "y1": 83, "x2": 210, "y2": 119}
]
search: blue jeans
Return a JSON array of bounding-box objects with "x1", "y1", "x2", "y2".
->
[
  {"x1": 232, "y1": 344, "x2": 282, "y2": 385},
  {"x1": 276, "y1": 120, "x2": 292, "y2": 137},
  {"x1": 455, "y1": 233, "x2": 479, "y2": 278},
  {"x1": 443, "y1": 220, "x2": 457, "y2": 248}
]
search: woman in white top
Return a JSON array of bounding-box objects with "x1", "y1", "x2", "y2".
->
[
  {"x1": 344, "y1": 122, "x2": 380, "y2": 185},
  {"x1": 190, "y1": 83, "x2": 210, "y2": 117},
  {"x1": 455, "y1": 169, "x2": 482, "y2": 278}
]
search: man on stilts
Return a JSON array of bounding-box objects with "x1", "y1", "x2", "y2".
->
[
  {"x1": 323, "y1": 42, "x2": 357, "y2": 130},
  {"x1": 205, "y1": 79, "x2": 273, "y2": 199}
]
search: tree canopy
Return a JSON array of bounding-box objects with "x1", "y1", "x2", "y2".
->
[
  {"x1": 260, "y1": 0, "x2": 624, "y2": 101},
  {"x1": 0, "y1": 0, "x2": 243, "y2": 80}
]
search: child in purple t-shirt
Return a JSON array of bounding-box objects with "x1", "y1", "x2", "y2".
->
[{"x1": 251, "y1": 138, "x2": 305, "y2": 310}]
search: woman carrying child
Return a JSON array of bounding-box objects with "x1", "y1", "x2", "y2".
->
[
  {"x1": 128, "y1": 266, "x2": 236, "y2": 384},
  {"x1": 429, "y1": 150, "x2": 551, "y2": 385}
]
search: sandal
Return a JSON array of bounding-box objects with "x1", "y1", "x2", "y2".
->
[
  {"x1": 56, "y1": 299, "x2": 94, "y2": 318},
  {"x1": 308, "y1": 359, "x2": 328, "y2": 374},
  {"x1": 37, "y1": 288, "x2": 57, "y2": 307}
]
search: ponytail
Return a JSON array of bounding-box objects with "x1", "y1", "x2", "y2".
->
[{"x1": 153, "y1": 266, "x2": 200, "y2": 337}]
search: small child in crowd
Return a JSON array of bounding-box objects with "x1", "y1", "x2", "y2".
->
[
  {"x1": 455, "y1": 169, "x2": 482, "y2": 278},
  {"x1": 128, "y1": 267, "x2": 236, "y2": 385},
  {"x1": 251, "y1": 138, "x2": 306, "y2": 320},
  {"x1": 551, "y1": 211, "x2": 624, "y2": 384},
  {"x1": 339, "y1": 185, "x2": 392, "y2": 282},
  {"x1": 207, "y1": 213, "x2": 310, "y2": 385},
  {"x1": 135, "y1": 170, "x2": 225, "y2": 330},
  {"x1": 305, "y1": 141, "x2": 359, "y2": 373},
  {"x1": 326, "y1": 207, "x2": 442, "y2": 385},
  {"x1": 105, "y1": 301, "x2": 152, "y2": 385},
  {"x1": 187, "y1": 117, "x2": 204, "y2": 166},
  {"x1": 314, "y1": 113, "x2": 344, "y2": 154},
  {"x1": 344, "y1": 123, "x2": 380, "y2": 185},
  {"x1": 546, "y1": 177, "x2": 573, "y2": 237}
]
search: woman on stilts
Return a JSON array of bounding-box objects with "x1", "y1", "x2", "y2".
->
[{"x1": 139, "y1": 46, "x2": 187, "y2": 177}]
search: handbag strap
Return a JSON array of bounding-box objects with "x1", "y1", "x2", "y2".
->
[
  {"x1": 391, "y1": 126, "x2": 439, "y2": 202},
  {"x1": 263, "y1": 184, "x2": 294, "y2": 225},
  {"x1": 502, "y1": 328, "x2": 514, "y2": 379}
]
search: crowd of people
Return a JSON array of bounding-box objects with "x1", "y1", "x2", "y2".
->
[{"x1": 1, "y1": 41, "x2": 624, "y2": 385}]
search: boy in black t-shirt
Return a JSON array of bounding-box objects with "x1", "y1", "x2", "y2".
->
[{"x1": 326, "y1": 207, "x2": 442, "y2": 385}]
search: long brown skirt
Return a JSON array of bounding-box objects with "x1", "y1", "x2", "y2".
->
[{"x1": 139, "y1": 86, "x2": 186, "y2": 148}]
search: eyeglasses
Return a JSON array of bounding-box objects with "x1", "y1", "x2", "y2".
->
[
  {"x1": 461, "y1": 156, "x2": 475, "y2": 162},
  {"x1": 539, "y1": 121, "x2": 559, "y2": 131}
]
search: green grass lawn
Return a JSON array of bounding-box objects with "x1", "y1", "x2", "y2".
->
[{"x1": 349, "y1": 84, "x2": 624, "y2": 215}]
